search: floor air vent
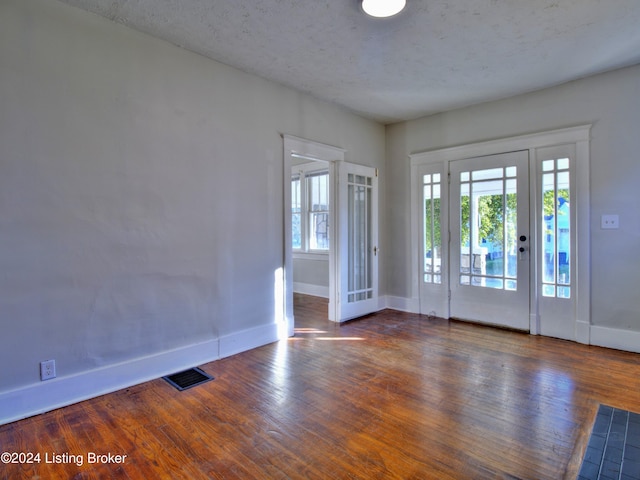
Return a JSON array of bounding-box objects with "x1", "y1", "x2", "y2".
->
[{"x1": 163, "y1": 367, "x2": 214, "y2": 391}]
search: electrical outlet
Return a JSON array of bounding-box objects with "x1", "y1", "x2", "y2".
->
[
  {"x1": 40, "y1": 360, "x2": 56, "y2": 381},
  {"x1": 601, "y1": 214, "x2": 619, "y2": 229}
]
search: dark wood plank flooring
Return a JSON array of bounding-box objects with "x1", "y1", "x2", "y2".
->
[{"x1": 1, "y1": 294, "x2": 640, "y2": 479}]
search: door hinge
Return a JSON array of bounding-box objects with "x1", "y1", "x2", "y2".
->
[{"x1": 375, "y1": 168, "x2": 379, "y2": 177}]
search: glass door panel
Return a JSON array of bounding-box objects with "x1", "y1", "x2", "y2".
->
[
  {"x1": 458, "y1": 167, "x2": 518, "y2": 290},
  {"x1": 423, "y1": 174, "x2": 442, "y2": 284},
  {"x1": 449, "y1": 151, "x2": 530, "y2": 330},
  {"x1": 348, "y1": 174, "x2": 373, "y2": 302},
  {"x1": 336, "y1": 162, "x2": 378, "y2": 322}
]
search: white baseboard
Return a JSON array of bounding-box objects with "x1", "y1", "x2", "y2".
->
[
  {"x1": 589, "y1": 325, "x2": 640, "y2": 354},
  {"x1": 293, "y1": 282, "x2": 329, "y2": 298},
  {"x1": 383, "y1": 298, "x2": 640, "y2": 355},
  {"x1": 219, "y1": 323, "x2": 280, "y2": 358},
  {"x1": 0, "y1": 323, "x2": 279, "y2": 426},
  {"x1": 384, "y1": 295, "x2": 420, "y2": 313},
  {"x1": 576, "y1": 320, "x2": 591, "y2": 344}
]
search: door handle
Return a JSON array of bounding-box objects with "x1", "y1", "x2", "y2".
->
[
  {"x1": 518, "y1": 245, "x2": 527, "y2": 260},
  {"x1": 519, "y1": 235, "x2": 527, "y2": 242}
]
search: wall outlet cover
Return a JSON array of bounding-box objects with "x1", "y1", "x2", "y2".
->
[{"x1": 40, "y1": 360, "x2": 56, "y2": 381}]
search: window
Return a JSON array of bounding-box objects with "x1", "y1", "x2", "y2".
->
[
  {"x1": 541, "y1": 157, "x2": 571, "y2": 298},
  {"x1": 423, "y1": 173, "x2": 442, "y2": 284},
  {"x1": 291, "y1": 174, "x2": 302, "y2": 249},
  {"x1": 458, "y1": 166, "x2": 518, "y2": 290},
  {"x1": 292, "y1": 166, "x2": 330, "y2": 253}
]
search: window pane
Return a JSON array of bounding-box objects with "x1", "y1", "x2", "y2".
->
[
  {"x1": 309, "y1": 174, "x2": 328, "y2": 212},
  {"x1": 482, "y1": 278, "x2": 504, "y2": 289},
  {"x1": 505, "y1": 179, "x2": 517, "y2": 279},
  {"x1": 348, "y1": 180, "x2": 373, "y2": 302},
  {"x1": 460, "y1": 166, "x2": 519, "y2": 291},
  {"x1": 557, "y1": 158, "x2": 569, "y2": 170},
  {"x1": 472, "y1": 167, "x2": 503, "y2": 181},
  {"x1": 460, "y1": 182, "x2": 470, "y2": 277},
  {"x1": 308, "y1": 171, "x2": 330, "y2": 251},
  {"x1": 423, "y1": 172, "x2": 442, "y2": 284},
  {"x1": 541, "y1": 159, "x2": 571, "y2": 299},
  {"x1": 309, "y1": 213, "x2": 329, "y2": 249},
  {"x1": 292, "y1": 213, "x2": 302, "y2": 249},
  {"x1": 291, "y1": 176, "x2": 301, "y2": 212},
  {"x1": 292, "y1": 176, "x2": 302, "y2": 249},
  {"x1": 542, "y1": 172, "x2": 556, "y2": 285}
]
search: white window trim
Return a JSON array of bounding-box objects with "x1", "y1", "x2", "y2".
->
[{"x1": 292, "y1": 164, "x2": 330, "y2": 256}]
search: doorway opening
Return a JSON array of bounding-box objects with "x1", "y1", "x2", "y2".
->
[
  {"x1": 283, "y1": 135, "x2": 380, "y2": 337},
  {"x1": 291, "y1": 159, "x2": 331, "y2": 299}
]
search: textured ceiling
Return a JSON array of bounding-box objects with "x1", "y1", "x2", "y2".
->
[{"x1": 56, "y1": 0, "x2": 640, "y2": 124}]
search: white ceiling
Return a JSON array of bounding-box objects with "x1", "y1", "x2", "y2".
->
[{"x1": 57, "y1": 0, "x2": 640, "y2": 124}]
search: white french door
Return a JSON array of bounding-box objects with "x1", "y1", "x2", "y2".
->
[
  {"x1": 333, "y1": 162, "x2": 379, "y2": 322},
  {"x1": 412, "y1": 126, "x2": 590, "y2": 343},
  {"x1": 449, "y1": 151, "x2": 530, "y2": 330}
]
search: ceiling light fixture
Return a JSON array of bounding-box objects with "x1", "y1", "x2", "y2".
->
[{"x1": 361, "y1": 0, "x2": 406, "y2": 18}]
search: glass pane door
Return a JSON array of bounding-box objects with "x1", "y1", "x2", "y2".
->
[
  {"x1": 336, "y1": 162, "x2": 378, "y2": 322},
  {"x1": 348, "y1": 174, "x2": 373, "y2": 302},
  {"x1": 449, "y1": 151, "x2": 530, "y2": 330}
]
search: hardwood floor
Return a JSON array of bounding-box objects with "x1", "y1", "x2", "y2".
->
[{"x1": 2, "y1": 294, "x2": 640, "y2": 479}]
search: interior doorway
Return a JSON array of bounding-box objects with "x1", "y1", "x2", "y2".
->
[
  {"x1": 291, "y1": 158, "x2": 331, "y2": 300},
  {"x1": 283, "y1": 135, "x2": 380, "y2": 337}
]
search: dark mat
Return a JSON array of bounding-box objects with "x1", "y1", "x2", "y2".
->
[
  {"x1": 163, "y1": 367, "x2": 214, "y2": 391},
  {"x1": 578, "y1": 404, "x2": 640, "y2": 480}
]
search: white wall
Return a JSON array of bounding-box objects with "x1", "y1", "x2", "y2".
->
[
  {"x1": 0, "y1": 0, "x2": 384, "y2": 423},
  {"x1": 293, "y1": 257, "x2": 330, "y2": 297},
  {"x1": 385, "y1": 64, "x2": 640, "y2": 343}
]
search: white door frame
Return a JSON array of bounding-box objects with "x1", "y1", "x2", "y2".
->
[
  {"x1": 283, "y1": 135, "x2": 381, "y2": 332},
  {"x1": 283, "y1": 135, "x2": 344, "y2": 336},
  {"x1": 409, "y1": 125, "x2": 591, "y2": 342}
]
